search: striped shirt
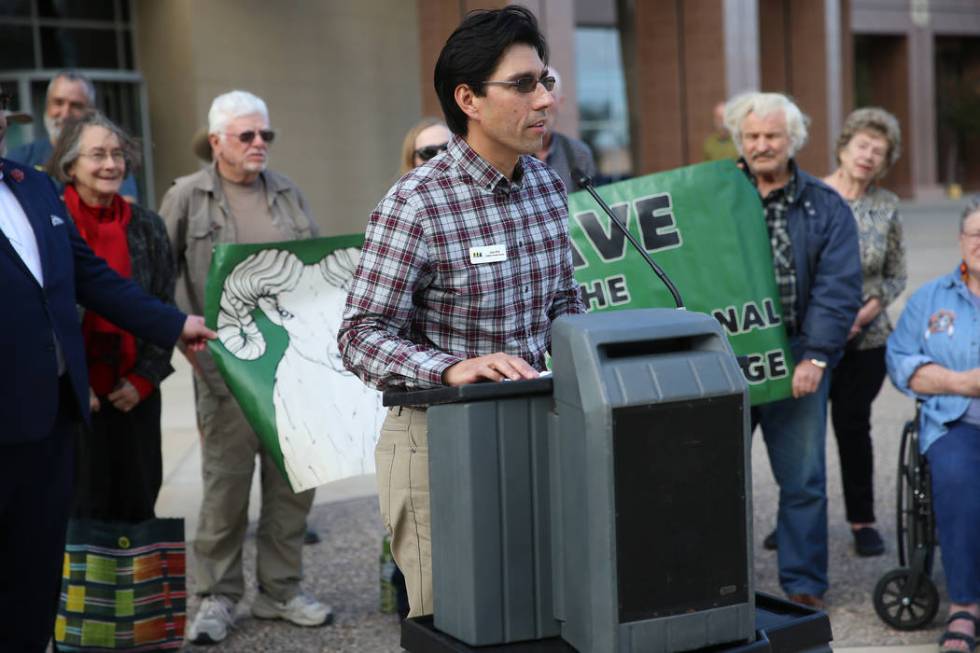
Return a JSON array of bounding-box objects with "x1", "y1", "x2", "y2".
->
[{"x1": 339, "y1": 135, "x2": 585, "y2": 390}]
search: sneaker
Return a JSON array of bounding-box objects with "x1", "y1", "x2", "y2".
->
[
  {"x1": 188, "y1": 595, "x2": 235, "y2": 644},
  {"x1": 853, "y1": 526, "x2": 885, "y2": 557},
  {"x1": 252, "y1": 591, "x2": 334, "y2": 627}
]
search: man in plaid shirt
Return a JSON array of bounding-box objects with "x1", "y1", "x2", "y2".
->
[{"x1": 339, "y1": 5, "x2": 584, "y2": 618}]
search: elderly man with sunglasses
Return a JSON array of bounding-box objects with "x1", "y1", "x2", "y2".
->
[
  {"x1": 340, "y1": 5, "x2": 585, "y2": 619},
  {"x1": 160, "y1": 90, "x2": 331, "y2": 644}
]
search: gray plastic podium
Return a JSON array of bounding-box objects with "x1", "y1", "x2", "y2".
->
[{"x1": 386, "y1": 308, "x2": 754, "y2": 652}]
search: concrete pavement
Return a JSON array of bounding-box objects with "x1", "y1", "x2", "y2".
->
[{"x1": 158, "y1": 199, "x2": 968, "y2": 651}]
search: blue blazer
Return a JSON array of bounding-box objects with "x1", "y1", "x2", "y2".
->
[{"x1": 0, "y1": 158, "x2": 185, "y2": 444}]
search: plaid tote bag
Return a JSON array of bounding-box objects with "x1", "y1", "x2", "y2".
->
[{"x1": 54, "y1": 518, "x2": 186, "y2": 651}]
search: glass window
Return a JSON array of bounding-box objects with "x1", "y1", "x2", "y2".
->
[
  {"x1": 0, "y1": 25, "x2": 36, "y2": 70},
  {"x1": 575, "y1": 27, "x2": 633, "y2": 182},
  {"x1": 575, "y1": 26, "x2": 632, "y2": 181},
  {"x1": 0, "y1": 0, "x2": 31, "y2": 17},
  {"x1": 41, "y1": 27, "x2": 119, "y2": 69},
  {"x1": 38, "y1": 0, "x2": 116, "y2": 21}
]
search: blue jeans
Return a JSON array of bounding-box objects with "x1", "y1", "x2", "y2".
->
[
  {"x1": 754, "y1": 373, "x2": 830, "y2": 596},
  {"x1": 925, "y1": 420, "x2": 980, "y2": 604}
]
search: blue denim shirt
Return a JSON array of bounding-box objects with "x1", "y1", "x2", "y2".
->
[{"x1": 886, "y1": 268, "x2": 980, "y2": 452}]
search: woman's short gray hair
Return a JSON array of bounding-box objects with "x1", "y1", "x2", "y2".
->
[
  {"x1": 961, "y1": 195, "x2": 980, "y2": 232},
  {"x1": 724, "y1": 92, "x2": 810, "y2": 157},
  {"x1": 834, "y1": 107, "x2": 902, "y2": 176},
  {"x1": 45, "y1": 111, "x2": 140, "y2": 184},
  {"x1": 208, "y1": 90, "x2": 269, "y2": 137}
]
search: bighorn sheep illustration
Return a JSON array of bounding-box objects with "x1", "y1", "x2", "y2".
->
[{"x1": 217, "y1": 247, "x2": 385, "y2": 491}]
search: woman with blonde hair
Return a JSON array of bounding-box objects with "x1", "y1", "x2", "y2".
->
[{"x1": 399, "y1": 117, "x2": 451, "y2": 176}]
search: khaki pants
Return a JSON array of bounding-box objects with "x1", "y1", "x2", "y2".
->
[
  {"x1": 375, "y1": 406, "x2": 431, "y2": 617},
  {"x1": 193, "y1": 381, "x2": 315, "y2": 603}
]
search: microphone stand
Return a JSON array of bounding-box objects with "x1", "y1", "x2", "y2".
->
[{"x1": 572, "y1": 169, "x2": 685, "y2": 310}]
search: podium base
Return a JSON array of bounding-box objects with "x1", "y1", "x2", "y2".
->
[{"x1": 400, "y1": 593, "x2": 832, "y2": 653}]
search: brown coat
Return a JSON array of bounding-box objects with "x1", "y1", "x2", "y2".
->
[{"x1": 160, "y1": 164, "x2": 319, "y2": 395}]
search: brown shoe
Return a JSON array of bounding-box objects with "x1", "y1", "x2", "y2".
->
[{"x1": 787, "y1": 594, "x2": 826, "y2": 610}]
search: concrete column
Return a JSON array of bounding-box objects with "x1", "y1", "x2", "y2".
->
[
  {"x1": 909, "y1": 25, "x2": 938, "y2": 195},
  {"x1": 723, "y1": 0, "x2": 760, "y2": 96}
]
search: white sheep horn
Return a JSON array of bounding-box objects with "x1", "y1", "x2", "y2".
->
[{"x1": 217, "y1": 249, "x2": 303, "y2": 360}]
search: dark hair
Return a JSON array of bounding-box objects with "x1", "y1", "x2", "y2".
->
[
  {"x1": 434, "y1": 5, "x2": 548, "y2": 136},
  {"x1": 45, "y1": 111, "x2": 141, "y2": 184}
]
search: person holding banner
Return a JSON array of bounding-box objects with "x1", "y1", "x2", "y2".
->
[
  {"x1": 162, "y1": 90, "x2": 332, "y2": 643},
  {"x1": 339, "y1": 5, "x2": 585, "y2": 618},
  {"x1": 822, "y1": 108, "x2": 907, "y2": 557},
  {"x1": 725, "y1": 92, "x2": 862, "y2": 609}
]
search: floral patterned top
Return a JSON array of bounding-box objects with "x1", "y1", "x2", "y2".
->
[{"x1": 848, "y1": 186, "x2": 907, "y2": 349}]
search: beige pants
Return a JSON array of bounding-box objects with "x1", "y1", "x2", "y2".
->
[
  {"x1": 193, "y1": 380, "x2": 315, "y2": 603},
  {"x1": 375, "y1": 406, "x2": 432, "y2": 617}
]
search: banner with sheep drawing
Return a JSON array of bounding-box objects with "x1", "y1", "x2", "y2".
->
[{"x1": 205, "y1": 235, "x2": 386, "y2": 493}]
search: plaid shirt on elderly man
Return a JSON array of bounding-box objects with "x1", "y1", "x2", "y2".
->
[
  {"x1": 742, "y1": 159, "x2": 800, "y2": 334},
  {"x1": 339, "y1": 135, "x2": 586, "y2": 390}
]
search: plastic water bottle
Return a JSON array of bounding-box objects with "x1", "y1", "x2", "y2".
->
[{"x1": 380, "y1": 534, "x2": 397, "y2": 614}]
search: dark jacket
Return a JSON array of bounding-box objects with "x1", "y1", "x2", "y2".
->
[
  {"x1": 0, "y1": 159, "x2": 185, "y2": 444},
  {"x1": 787, "y1": 167, "x2": 863, "y2": 367}
]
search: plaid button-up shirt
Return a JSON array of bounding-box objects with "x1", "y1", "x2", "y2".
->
[
  {"x1": 339, "y1": 136, "x2": 585, "y2": 390},
  {"x1": 742, "y1": 159, "x2": 799, "y2": 333}
]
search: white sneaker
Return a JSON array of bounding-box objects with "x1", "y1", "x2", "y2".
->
[
  {"x1": 188, "y1": 594, "x2": 236, "y2": 644},
  {"x1": 251, "y1": 590, "x2": 334, "y2": 627}
]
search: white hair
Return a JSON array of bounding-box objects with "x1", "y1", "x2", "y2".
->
[
  {"x1": 723, "y1": 92, "x2": 810, "y2": 157},
  {"x1": 208, "y1": 90, "x2": 269, "y2": 136}
]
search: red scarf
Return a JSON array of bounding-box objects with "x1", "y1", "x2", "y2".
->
[{"x1": 64, "y1": 184, "x2": 137, "y2": 396}]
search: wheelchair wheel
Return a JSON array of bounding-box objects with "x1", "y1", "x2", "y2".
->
[
  {"x1": 873, "y1": 568, "x2": 940, "y2": 630},
  {"x1": 896, "y1": 416, "x2": 935, "y2": 573}
]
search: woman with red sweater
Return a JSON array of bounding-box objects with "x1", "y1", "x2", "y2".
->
[{"x1": 47, "y1": 112, "x2": 176, "y2": 522}]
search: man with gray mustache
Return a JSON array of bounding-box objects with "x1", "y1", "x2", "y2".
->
[{"x1": 725, "y1": 92, "x2": 861, "y2": 610}]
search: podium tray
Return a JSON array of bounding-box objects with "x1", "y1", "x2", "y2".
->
[
  {"x1": 383, "y1": 377, "x2": 553, "y2": 407},
  {"x1": 400, "y1": 593, "x2": 832, "y2": 653}
]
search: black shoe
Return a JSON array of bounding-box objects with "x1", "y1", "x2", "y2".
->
[
  {"x1": 852, "y1": 526, "x2": 884, "y2": 557},
  {"x1": 304, "y1": 528, "x2": 321, "y2": 545},
  {"x1": 763, "y1": 529, "x2": 778, "y2": 551}
]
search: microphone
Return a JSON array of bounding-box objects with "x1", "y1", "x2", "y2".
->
[{"x1": 571, "y1": 168, "x2": 685, "y2": 309}]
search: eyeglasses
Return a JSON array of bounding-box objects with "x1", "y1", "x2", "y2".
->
[
  {"x1": 482, "y1": 74, "x2": 556, "y2": 94},
  {"x1": 79, "y1": 149, "x2": 126, "y2": 164},
  {"x1": 414, "y1": 143, "x2": 448, "y2": 162},
  {"x1": 227, "y1": 129, "x2": 276, "y2": 144},
  {"x1": 962, "y1": 231, "x2": 980, "y2": 241}
]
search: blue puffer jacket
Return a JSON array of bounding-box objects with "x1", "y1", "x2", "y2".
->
[{"x1": 786, "y1": 166, "x2": 863, "y2": 367}]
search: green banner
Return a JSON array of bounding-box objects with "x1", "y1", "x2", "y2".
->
[
  {"x1": 568, "y1": 160, "x2": 793, "y2": 404},
  {"x1": 205, "y1": 234, "x2": 385, "y2": 492}
]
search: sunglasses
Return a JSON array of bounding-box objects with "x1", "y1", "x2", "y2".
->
[
  {"x1": 482, "y1": 74, "x2": 556, "y2": 94},
  {"x1": 228, "y1": 129, "x2": 276, "y2": 144},
  {"x1": 415, "y1": 143, "x2": 448, "y2": 162}
]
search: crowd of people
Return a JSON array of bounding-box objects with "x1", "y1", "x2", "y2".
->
[{"x1": 0, "y1": 3, "x2": 977, "y2": 651}]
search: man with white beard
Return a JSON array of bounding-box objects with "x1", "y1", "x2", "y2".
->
[{"x1": 7, "y1": 71, "x2": 139, "y2": 201}]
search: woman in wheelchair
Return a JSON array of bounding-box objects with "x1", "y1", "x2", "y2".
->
[{"x1": 886, "y1": 197, "x2": 980, "y2": 652}]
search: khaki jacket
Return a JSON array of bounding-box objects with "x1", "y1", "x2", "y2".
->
[{"x1": 160, "y1": 164, "x2": 319, "y2": 395}]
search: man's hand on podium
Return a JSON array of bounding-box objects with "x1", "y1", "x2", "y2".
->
[{"x1": 442, "y1": 353, "x2": 540, "y2": 386}]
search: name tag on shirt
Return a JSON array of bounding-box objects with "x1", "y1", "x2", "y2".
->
[{"x1": 469, "y1": 244, "x2": 507, "y2": 264}]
